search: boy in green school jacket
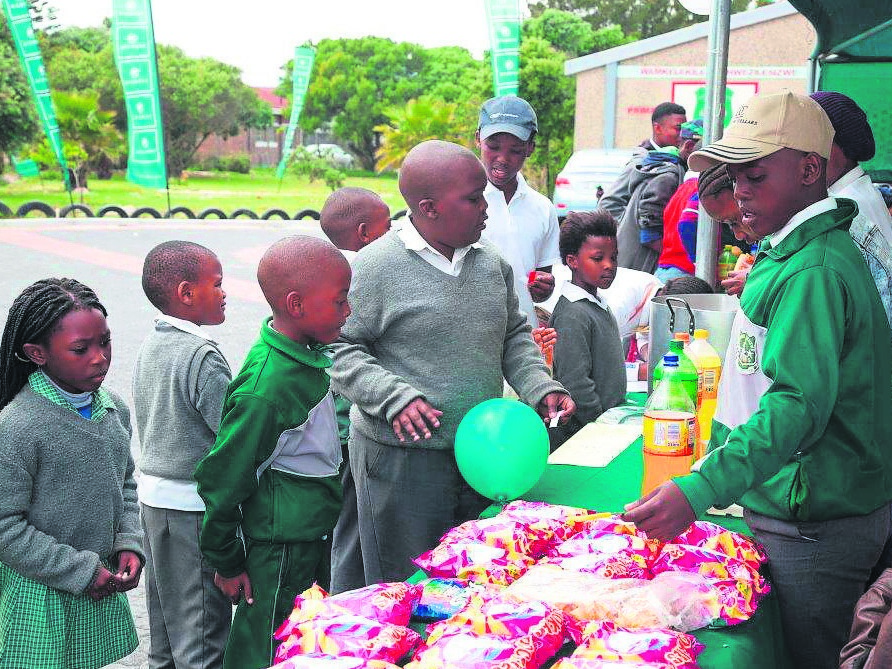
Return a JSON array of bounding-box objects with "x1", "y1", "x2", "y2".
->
[
  {"x1": 194, "y1": 236, "x2": 351, "y2": 669},
  {"x1": 623, "y1": 91, "x2": 892, "y2": 669}
]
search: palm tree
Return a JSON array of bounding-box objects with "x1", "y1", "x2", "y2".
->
[
  {"x1": 28, "y1": 90, "x2": 124, "y2": 185},
  {"x1": 374, "y1": 96, "x2": 478, "y2": 172}
]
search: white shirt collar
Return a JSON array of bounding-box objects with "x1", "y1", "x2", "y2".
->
[
  {"x1": 561, "y1": 281, "x2": 610, "y2": 310},
  {"x1": 155, "y1": 313, "x2": 215, "y2": 343},
  {"x1": 397, "y1": 217, "x2": 482, "y2": 255},
  {"x1": 484, "y1": 172, "x2": 532, "y2": 204},
  {"x1": 828, "y1": 165, "x2": 865, "y2": 195},
  {"x1": 766, "y1": 196, "x2": 838, "y2": 248}
]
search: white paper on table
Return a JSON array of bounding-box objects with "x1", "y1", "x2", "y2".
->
[{"x1": 548, "y1": 422, "x2": 642, "y2": 468}]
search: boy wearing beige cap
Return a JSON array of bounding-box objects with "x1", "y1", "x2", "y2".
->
[{"x1": 623, "y1": 91, "x2": 892, "y2": 669}]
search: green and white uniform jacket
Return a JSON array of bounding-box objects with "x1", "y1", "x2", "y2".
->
[
  {"x1": 676, "y1": 198, "x2": 892, "y2": 522},
  {"x1": 195, "y1": 319, "x2": 343, "y2": 578}
]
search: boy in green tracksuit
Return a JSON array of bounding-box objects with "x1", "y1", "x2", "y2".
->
[
  {"x1": 623, "y1": 92, "x2": 892, "y2": 669},
  {"x1": 194, "y1": 236, "x2": 351, "y2": 669}
]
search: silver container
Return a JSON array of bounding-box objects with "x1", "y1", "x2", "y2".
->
[{"x1": 648, "y1": 294, "x2": 740, "y2": 391}]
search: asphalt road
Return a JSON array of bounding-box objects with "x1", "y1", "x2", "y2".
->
[{"x1": 0, "y1": 216, "x2": 330, "y2": 668}]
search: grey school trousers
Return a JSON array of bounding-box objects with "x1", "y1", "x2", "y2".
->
[
  {"x1": 349, "y1": 430, "x2": 489, "y2": 584},
  {"x1": 140, "y1": 505, "x2": 231, "y2": 669},
  {"x1": 745, "y1": 505, "x2": 890, "y2": 669},
  {"x1": 330, "y1": 442, "x2": 366, "y2": 593}
]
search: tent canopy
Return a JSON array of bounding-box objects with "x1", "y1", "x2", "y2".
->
[{"x1": 788, "y1": 0, "x2": 892, "y2": 180}]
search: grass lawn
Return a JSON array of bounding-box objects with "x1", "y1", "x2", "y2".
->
[{"x1": 0, "y1": 167, "x2": 406, "y2": 218}]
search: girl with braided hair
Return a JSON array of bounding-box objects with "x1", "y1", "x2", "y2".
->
[{"x1": 0, "y1": 278, "x2": 143, "y2": 668}]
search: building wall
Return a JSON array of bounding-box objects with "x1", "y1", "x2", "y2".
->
[{"x1": 573, "y1": 13, "x2": 816, "y2": 150}]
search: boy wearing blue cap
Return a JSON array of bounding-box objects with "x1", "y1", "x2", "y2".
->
[{"x1": 476, "y1": 95, "x2": 561, "y2": 328}]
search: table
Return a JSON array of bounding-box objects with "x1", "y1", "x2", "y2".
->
[{"x1": 509, "y1": 435, "x2": 794, "y2": 668}]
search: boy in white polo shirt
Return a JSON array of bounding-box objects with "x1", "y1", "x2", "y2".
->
[{"x1": 476, "y1": 95, "x2": 561, "y2": 328}]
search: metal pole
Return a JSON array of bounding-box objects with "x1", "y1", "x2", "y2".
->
[{"x1": 694, "y1": 0, "x2": 731, "y2": 288}]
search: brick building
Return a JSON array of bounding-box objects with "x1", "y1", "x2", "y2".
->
[{"x1": 565, "y1": 1, "x2": 815, "y2": 150}]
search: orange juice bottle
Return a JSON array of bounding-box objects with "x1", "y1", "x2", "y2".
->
[
  {"x1": 687, "y1": 328, "x2": 723, "y2": 460},
  {"x1": 642, "y1": 354, "x2": 696, "y2": 495}
]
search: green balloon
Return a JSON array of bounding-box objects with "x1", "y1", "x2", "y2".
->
[{"x1": 454, "y1": 398, "x2": 549, "y2": 502}]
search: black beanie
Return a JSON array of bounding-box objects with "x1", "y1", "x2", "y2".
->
[{"x1": 810, "y1": 91, "x2": 876, "y2": 163}]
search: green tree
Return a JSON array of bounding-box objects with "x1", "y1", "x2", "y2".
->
[
  {"x1": 518, "y1": 36, "x2": 576, "y2": 195},
  {"x1": 0, "y1": 19, "x2": 39, "y2": 171},
  {"x1": 279, "y1": 38, "x2": 488, "y2": 171},
  {"x1": 26, "y1": 89, "x2": 124, "y2": 184},
  {"x1": 374, "y1": 96, "x2": 479, "y2": 172},
  {"x1": 517, "y1": 10, "x2": 631, "y2": 194},
  {"x1": 529, "y1": 0, "x2": 753, "y2": 40}
]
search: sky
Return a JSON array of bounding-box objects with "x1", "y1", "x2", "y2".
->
[{"x1": 52, "y1": 0, "x2": 505, "y2": 88}]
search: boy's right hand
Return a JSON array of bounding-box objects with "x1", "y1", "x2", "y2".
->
[
  {"x1": 392, "y1": 398, "x2": 442, "y2": 442},
  {"x1": 214, "y1": 571, "x2": 254, "y2": 606}
]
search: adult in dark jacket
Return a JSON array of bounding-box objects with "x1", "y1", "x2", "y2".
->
[{"x1": 615, "y1": 148, "x2": 686, "y2": 274}]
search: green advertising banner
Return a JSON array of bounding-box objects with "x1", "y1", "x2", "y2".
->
[
  {"x1": 2, "y1": 0, "x2": 70, "y2": 189},
  {"x1": 112, "y1": 0, "x2": 167, "y2": 189},
  {"x1": 277, "y1": 46, "x2": 316, "y2": 179},
  {"x1": 484, "y1": 0, "x2": 521, "y2": 97}
]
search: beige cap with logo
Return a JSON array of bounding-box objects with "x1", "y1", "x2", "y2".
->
[{"x1": 688, "y1": 91, "x2": 835, "y2": 172}]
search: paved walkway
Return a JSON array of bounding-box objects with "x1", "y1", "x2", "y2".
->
[{"x1": 0, "y1": 218, "x2": 324, "y2": 669}]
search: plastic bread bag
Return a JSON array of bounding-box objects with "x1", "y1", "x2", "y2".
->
[
  {"x1": 505, "y1": 565, "x2": 647, "y2": 624},
  {"x1": 273, "y1": 614, "x2": 421, "y2": 665},
  {"x1": 505, "y1": 566, "x2": 717, "y2": 632}
]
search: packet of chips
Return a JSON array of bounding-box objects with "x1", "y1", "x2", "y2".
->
[
  {"x1": 405, "y1": 632, "x2": 553, "y2": 669},
  {"x1": 551, "y1": 658, "x2": 672, "y2": 668},
  {"x1": 439, "y1": 517, "x2": 555, "y2": 558},
  {"x1": 672, "y1": 521, "x2": 767, "y2": 567},
  {"x1": 413, "y1": 540, "x2": 534, "y2": 585},
  {"x1": 652, "y1": 544, "x2": 768, "y2": 592},
  {"x1": 269, "y1": 656, "x2": 402, "y2": 669},
  {"x1": 497, "y1": 500, "x2": 607, "y2": 543},
  {"x1": 273, "y1": 614, "x2": 421, "y2": 665},
  {"x1": 544, "y1": 531, "x2": 657, "y2": 579},
  {"x1": 412, "y1": 578, "x2": 474, "y2": 621},
  {"x1": 573, "y1": 620, "x2": 704, "y2": 668},
  {"x1": 410, "y1": 593, "x2": 573, "y2": 669},
  {"x1": 275, "y1": 583, "x2": 422, "y2": 640}
]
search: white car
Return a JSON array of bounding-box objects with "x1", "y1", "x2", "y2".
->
[
  {"x1": 302, "y1": 143, "x2": 356, "y2": 169},
  {"x1": 552, "y1": 148, "x2": 635, "y2": 220}
]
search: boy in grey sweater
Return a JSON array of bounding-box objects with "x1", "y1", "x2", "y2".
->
[
  {"x1": 132, "y1": 241, "x2": 231, "y2": 669},
  {"x1": 329, "y1": 140, "x2": 576, "y2": 583}
]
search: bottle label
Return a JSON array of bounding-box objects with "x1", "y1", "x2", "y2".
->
[
  {"x1": 702, "y1": 368, "x2": 720, "y2": 398},
  {"x1": 643, "y1": 411, "x2": 695, "y2": 456}
]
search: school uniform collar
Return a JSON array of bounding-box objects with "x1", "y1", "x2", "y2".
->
[
  {"x1": 484, "y1": 172, "x2": 532, "y2": 204},
  {"x1": 561, "y1": 281, "x2": 610, "y2": 311},
  {"x1": 762, "y1": 197, "x2": 857, "y2": 260},
  {"x1": 28, "y1": 370, "x2": 115, "y2": 421},
  {"x1": 397, "y1": 217, "x2": 482, "y2": 255},
  {"x1": 155, "y1": 313, "x2": 216, "y2": 343},
  {"x1": 260, "y1": 317, "x2": 332, "y2": 369}
]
